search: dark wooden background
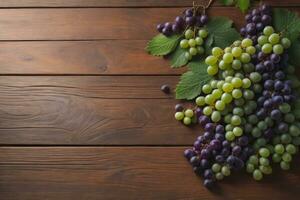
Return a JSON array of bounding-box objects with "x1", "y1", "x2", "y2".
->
[{"x1": 0, "y1": 0, "x2": 299, "y2": 199}]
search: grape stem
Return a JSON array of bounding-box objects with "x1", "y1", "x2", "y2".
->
[{"x1": 193, "y1": 0, "x2": 214, "y2": 14}]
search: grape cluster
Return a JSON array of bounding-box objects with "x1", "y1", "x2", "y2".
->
[
  {"x1": 157, "y1": 8, "x2": 208, "y2": 36},
  {"x1": 177, "y1": 4, "x2": 300, "y2": 188}
]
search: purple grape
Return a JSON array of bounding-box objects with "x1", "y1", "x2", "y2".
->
[
  {"x1": 232, "y1": 146, "x2": 242, "y2": 156},
  {"x1": 264, "y1": 128, "x2": 273, "y2": 140},
  {"x1": 264, "y1": 80, "x2": 274, "y2": 90},
  {"x1": 205, "y1": 123, "x2": 215, "y2": 132},
  {"x1": 252, "y1": 9, "x2": 259, "y2": 16},
  {"x1": 162, "y1": 27, "x2": 171, "y2": 36},
  {"x1": 275, "y1": 71, "x2": 285, "y2": 80},
  {"x1": 161, "y1": 84, "x2": 170, "y2": 93},
  {"x1": 215, "y1": 133, "x2": 225, "y2": 141},
  {"x1": 272, "y1": 95, "x2": 284, "y2": 105},
  {"x1": 190, "y1": 156, "x2": 200, "y2": 166},
  {"x1": 274, "y1": 80, "x2": 284, "y2": 91},
  {"x1": 238, "y1": 136, "x2": 249, "y2": 146},
  {"x1": 175, "y1": 104, "x2": 184, "y2": 112},
  {"x1": 200, "y1": 149, "x2": 210, "y2": 159},
  {"x1": 252, "y1": 15, "x2": 261, "y2": 23},
  {"x1": 199, "y1": 116, "x2": 210, "y2": 126},
  {"x1": 210, "y1": 139, "x2": 221, "y2": 150},
  {"x1": 204, "y1": 179, "x2": 214, "y2": 188},
  {"x1": 175, "y1": 16, "x2": 185, "y2": 26},
  {"x1": 172, "y1": 24, "x2": 180, "y2": 33},
  {"x1": 271, "y1": 54, "x2": 281, "y2": 63},
  {"x1": 246, "y1": 23, "x2": 256, "y2": 35},
  {"x1": 258, "y1": 52, "x2": 266, "y2": 60},
  {"x1": 270, "y1": 109, "x2": 282, "y2": 121},
  {"x1": 185, "y1": 16, "x2": 196, "y2": 26},
  {"x1": 194, "y1": 140, "x2": 202, "y2": 151},
  {"x1": 278, "y1": 122, "x2": 289, "y2": 132},
  {"x1": 263, "y1": 60, "x2": 274, "y2": 71},
  {"x1": 200, "y1": 159, "x2": 210, "y2": 169},
  {"x1": 215, "y1": 155, "x2": 225, "y2": 163},
  {"x1": 184, "y1": 149, "x2": 195, "y2": 160},
  {"x1": 204, "y1": 169, "x2": 214, "y2": 179},
  {"x1": 245, "y1": 14, "x2": 252, "y2": 22},
  {"x1": 256, "y1": 23, "x2": 264, "y2": 31},
  {"x1": 157, "y1": 24, "x2": 164, "y2": 32},
  {"x1": 263, "y1": 99, "x2": 273, "y2": 109},
  {"x1": 222, "y1": 140, "x2": 230, "y2": 148},
  {"x1": 256, "y1": 63, "x2": 265, "y2": 73},
  {"x1": 204, "y1": 131, "x2": 213, "y2": 140},
  {"x1": 185, "y1": 9, "x2": 193, "y2": 17},
  {"x1": 215, "y1": 124, "x2": 225, "y2": 134},
  {"x1": 262, "y1": 15, "x2": 272, "y2": 25},
  {"x1": 240, "y1": 27, "x2": 247, "y2": 36},
  {"x1": 200, "y1": 15, "x2": 209, "y2": 24}
]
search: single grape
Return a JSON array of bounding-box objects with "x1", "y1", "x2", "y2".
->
[
  {"x1": 185, "y1": 29, "x2": 194, "y2": 39},
  {"x1": 233, "y1": 127, "x2": 243, "y2": 137},
  {"x1": 205, "y1": 56, "x2": 218, "y2": 66},
  {"x1": 189, "y1": 47, "x2": 198, "y2": 56},
  {"x1": 223, "y1": 53, "x2": 234, "y2": 64},
  {"x1": 262, "y1": 43, "x2": 272, "y2": 54},
  {"x1": 203, "y1": 106, "x2": 213, "y2": 116},
  {"x1": 253, "y1": 169, "x2": 263, "y2": 181},
  {"x1": 263, "y1": 26, "x2": 274, "y2": 36},
  {"x1": 232, "y1": 59, "x2": 242, "y2": 70},
  {"x1": 259, "y1": 148, "x2": 270, "y2": 158},
  {"x1": 222, "y1": 83, "x2": 234, "y2": 93},
  {"x1": 185, "y1": 109, "x2": 194, "y2": 118},
  {"x1": 180, "y1": 39, "x2": 189, "y2": 48},
  {"x1": 232, "y1": 89, "x2": 243, "y2": 99},
  {"x1": 240, "y1": 53, "x2": 251, "y2": 63},
  {"x1": 195, "y1": 37, "x2": 203, "y2": 45},
  {"x1": 258, "y1": 35, "x2": 268, "y2": 45},
  {"x1": 231, "y1": 115, "x2": 241, "y2": 126},
  {"x1": 241, "y1": 38, "x2": 253, "y2": 48},
  {"x1": 212, "y1": 47, "x2": 223, "y2": 57},
  {"x1": 175, "y1": 112, "x2": 184, "y2": 121},
  {"x1": 198, "y1": 29, "x2": 208, "y2": 38},
  {"x1": 211, "y1": 111, "x2": 221, "y2": 122},
  {"x1": 268, "y1": 33, "x2": 280, "y2": 45},
  {"x1": 273, "y1": 44, "x2": 284, "y2": 55},
  {"x1": 281, "y1": 38, "x2": 291, "y2": 49},
  {"x1": 183, "y1": 117, "x2": 192, "y2": 125},
  {"x1": 232, "y1": 47, "x2": 242, "y2": 57},
  {"x1": 196, "y1": 96, "x2": 205, "y2": 106},
  {"x1": 221, "y1": 166, "x2": 231, "y2": 176},
  {"x1": 286, "y1": 144, "x2": 296, "y2": 155},
  {"x1": 280, "y1": 161, "x2": 290, "y2": 170},
  {"x1": 207, "y1": 66, "x2": 218, "y2": 76},
  {"x1": 215, "y1": 100, "x2": 226, "y2": 111}
]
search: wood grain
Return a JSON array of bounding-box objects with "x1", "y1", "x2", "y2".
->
[
  {"x1": 0, "y1": 76, "x2": 200, "y2": 145},
  {"x1": 0, "y1": 147, "x2": 299, "y2": 200},
  {"x1": 0, "y1": 0, "x2": 298, "y2": 7},
  {"x1": 0, "y1": 41, "x2": 183, "y2": 75},
  {"x1": 0, "y1": 8, "x2": 249, "y2": 40}
]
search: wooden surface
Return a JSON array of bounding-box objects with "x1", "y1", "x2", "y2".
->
[{"x1": 0, "y1": 0, "x2": 299, "y2": 199}]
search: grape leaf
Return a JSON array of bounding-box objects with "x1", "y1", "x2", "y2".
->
[
  {"x1": 175, "y1": 61, "x2": 212, "y2": 100},
  {"x1": 288, "y1": 39, "x2": 300, "y2": 66},
  {"x1": 273, "y1": 8, "x2": 300, "y2": 42},
  {"x1": 146, "y1": 34, "x2": 181, "y2": 56},
  {"x1": 236, "y1": 0, "x2": 250, "y2": 13},
  {"x1": 218, "y1": 0, "x2": 235, "y2": 6},
  {"x1": 204, "y1": 35, "x2": 214, "y2": 55},
  {"x1": 169, "y1": 46, "x2": 188, "y2": 68},
  {"x1": 206, "y1": 17, "x2": 241, "y2": 49}
]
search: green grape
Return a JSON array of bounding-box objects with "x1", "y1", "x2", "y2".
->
[
  {"x1": 232, "y1": 60, "x2": 242, "y2": 70},
  {"x1": 284, "y1": 113, "x2": 295, "y2": 123},
  {"x1": 251, "y1": 127, "x2": 262, "y2": 138},
  {"x1": 185, "y1": 29, "x2": 194, "y2": 39},
  {"x1": 225, "y1": 124, "x2": 234, "y2": 131},
  {"x1": 231, "y1": 77, "x2": 242, "y2": 88},
  {"x1": 207, "y1": 66, "x2": 218, "y2": 75},
  {"x1": 246, "y1": 163, "x2": 255, "y2": 173},
  {"x1": 282, "y1": 152, "x2": 292, "y2": 162},
  {"x1": 233, "y1": 107, "x2": 244, "y2": 116},
  {"x1": 243, "y1": 63, "x2": 255, "y2": 73},
  {"x1": 195, "y1": 37, "x2": 203, "y2": 45},
  {"x1": 222, "y1": 83, "x2": 234, "y2": 93},
  {"x1": 211, "y1": 111, "x2": 221, "y2": 122},
  {"x1": 196, "y1": 96, "x2": 205, "y2": 106},
  {"x1": 203, "y1": 106, "x2": 213, "y2": 116},
  {"x1": 219, "y1": 60, "x2": 229, "y2": 70},
  {"x1": 217, "y1": 80, "x2": 225, "y2": 89},
  {"x1": 258, "y1": 121, "x2": 267, "y2": 131},
  {"x1": 212, "y1": 163, "x2": 221, "y2": 173},
  {"x1": 198, "y1": 29, "x2": 208, "y2": 38},
  {"x1": 289, "y1": 125, "x2": 300, "y2": 137},
  {"x1": 225, "y1": 131, "x2": 235, "y2": 141},
  {"x1": 212, "y1": 89, "x2": 222, "y2": 99},
  {"x1": 246, "y1": 46, "x2": 256, "y2": 55},
  {"x1": 260, "y1": 165, "x2": 272, "y2": 175},
  {"x1": 259, "y1": 148, "x2": 270, "y2": 158},
  {"x1": 215, "y1": 172, "x2": 224, "y2": 180},
  {"x1": 240, "y1": 53, "x2": 251, "y2": 63},
  {"x1": 279, "y1": 103, "x2": 291, "y2": 114},
  {"x1": 212, "y1": 47, "x2": 223, "y2": 57},
  {"x1": 249, "y1": 155, "x2": 259, "y2": 165},
  {"x1": 210, "y1": 80, "x2": 218, "y2": 88},
  {"x1": 286, "y1": 144, "x2": 297, "y2": 154},
  {"x1": 202, "y1": 84, "x2": 212, "y2": 94},
  {"x1": 175, "y1": 112, "x2": 184, "y2": 121},
  {"x1": 221, "y1": 93, "x2": 233, "y2": 104},
  {"x1": 282, "y1": 134, "x2": 292, "y2": 144},
  {"x1": 242, "y1": 78, "x2": 251, "y2": 88},
  {"x1": 261, "y1": 43, "x2": 273, "y2": 54},
  {"x1": 224, "y1": 47, "x2": 232, "y2": 53},
  {"x1": 249, "y1": 72, "x2": 262, "y2": 83},
  {"x1": 197, "y1": 46, "x2": 205, "y2": 54},
  {"x1": 183, "y1": 117, "x2": 192, "y2": 125},
  {"x1": 188, "y1": 39, "x2": 196, "y2": 47},
  {"x1": 253, "y1": 84, "x2": 263, "y2": 93},
  {"x1": 225, "y1": 76, "x2": 233, "y2": 83},
  {"x1": 180, "y1": 39, "x2": 189, "y2": 48},
  {"x1": 184, "y1": 109, "x2": 194, "y2": 118},
  {"x1": 263, "y1": 26, "x2": 274, "y2": 36},
  {"x1": 233, "y1": 40, "x2": 241, "y2": 46},
  {"x1": 258, "y1": 35, "x2": 268, "y2": 45},
  {"x1": 243, "y1": 90, "x2": 254, "y2": 100},
  {"x1": 215, "y1": 100, "x2": 226, "y2": 111},
  {"x1": 189, "y1": 47, "x2": 198, "y2": 56},
  {"x1": 253, "y1": 169, "x2": 263, "y2": 181},
  {"x1": 235, "y1": 72, "x2": 244, "y2": 79},
  {"x1": 248, "y1": 114, "x2": 258, "y2": 125},
  {"x1": 259, "y1": 157, "x2": 270, "y2": 166},
  {"x1": 265, "y1": 117, "x2": 274, "y2": 127},
  {"x1": 273, "y1": 44, "x2": 284, "y2": 55},
  {"x1": 205, "y1": 94, "x2": 215, "y2": 105},
  {"x1": 241, "y1": 38, "x2": 253, "y2": 48},
  {"x1": 232, "y1": 89, "x2": 242, "y2": 99},
  {"x1": 280, "y1": 161, "x2": 290, "y2": 170},
  {"x1": 232, "y1": 47, "x2": 242, "y2": 57},
  {"x1": 257, "y1": 138, "x2": 266, "y2": 147},
  {"x1": 272, "y1": 153, "x2": 282, "y2": 163},
  {"x1": 231, "y1": 115, "x2": 241, "y2": 126},
  {"x1": 221, "y1": 166, "x2": 231, "y2": 176},
  {"x1": 274, "y1": 144, "x2": 285, "y2": 154},
  {"x1": 268, "y1": 33, "x2": 280, "y2": 45},
  {"x1": 185, "y1": 52, "x2": 192, "y2": 60},
  {"x1": 233, "y1": 126, "x2": 243, "y2": 137},
  {"x1": 205, "y1": 55, "x2": 218, "y2": 65},
  {"x1": 223, "y1": 53, "x2": 234, "y2": 64},
  {"x1": 281, "y1": 37, "x2": 291, "y2": 49}
]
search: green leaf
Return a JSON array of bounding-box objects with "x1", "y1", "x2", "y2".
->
[
  {"x1": 218, "y1": 0, "x2": 235, "y2": 6},
  {"x1": 146, "y1": 34, "x2": 181, "y2": 56},
  {"x1": 288, "y1": 39, "x2": 300, "y2": 66},
  {"x1": 175, "y1": 61, "x2": 212, "y2": 100},
  {"x1": 236, "y1": 0, "x2": 250, "y2": 13},
  {"x1": 206, "y1": 17, "x2": 240, "y2": 49},
  {"x1": 273, "y1": 8, "x2": 300, "y2": 42},
  {"x1": 169, "y1": 46, "x2": 188, "y2": 68},
  {"x1": 204, "y1": 34, "x2": 214, "y2": 55},
  {"x1": 213, "y1": 28, "x2": 240, "y2": 48}
]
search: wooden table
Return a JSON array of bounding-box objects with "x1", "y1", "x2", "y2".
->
[{"x1": 0, "y1": 0, "x2": 299, "y2": 199}]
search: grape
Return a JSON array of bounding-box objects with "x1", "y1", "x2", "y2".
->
[
  {"x1": 205, "y1": 56, "x2": 218, "y2": 65},
  {"x1": 212, "y1": 89, "x2": 222, "y2": 99},
  {"x1": 281, "y1": 38, "x2": 291, "y2": 49},
  {"x1": 211, "y1": 111, "x2": 221, "y2": 122},
  {"x1": 183, "y1": 117, "x2": 192, "y2": 125},
  {"x1": 247, "y1": 163, "x2": 255, "y2": 173},
  {"x1": 198, "y1": 29, "x2": 208, "y2": 38},
  {"x1": 175, "y1": 112, "x2": 184, "y2": 121},
  {"x1": 231, "y1": 115, "x2": 242, "y2": 126},
  {"x1": 212, "y1": 163, "x2": 221, "y2": 173},
  {"x1": 195, "y1": 37, "x2": 203, "y2": 45},
  {"x1": 223, "y1": 53, "x2": 234, "y2": 64},
  {"x1": 268, "y1": 33, "x2": 280, "y2": 45},
  {"x1": 259, "y1": 148, "x2": 270, "y2": 157},
  {"x1": 222, "y1": 83, "x2": 234, "y2": 93},
  {"x1": 207, "y1": 66, "x2": 218, "y2": 76},
  {"x1": 185, "y1": 109, "x2": 194, "y2": 118},
  {"x1": 280, "y1": 161, "x2": 290, "y2": 170},
  {"x1": 249, "y1": 72, "x2": 262, "y2": 83},
  {"x1": 263, "y1": 26, "x2": 274, "y2": 36},
  {"x1": 246, "y1": 46, "x2": 256, "y2": 55},
  {"x1": 232, "y1": 47, "x2": 242, "y2": 57},
  {"x1": 233, "y1": 127, "x2": 243, "y2": 136},
  {"x1": 221, "y1": 166, "x2": 231, "y2": 176},
  {"x1": 286, "y1": 144, "x2": 296, "y2": 154},
  {"x1": 232, "y1": 89, "x2": 243, "y2": 99},
  {"x1": 282, "y1": 152, "x2": 292, "y2": 162},
  {"x1": 212, "y1": 47, "x2": 223, "y2": 57},
  {"x1": 197, "y1": 46, "x2": 205, "y2": 55},
  {"x1": 189, "y1": 47, "x2": 198, "y2": 56},
  {"x1": 203, "y1": 106, "x2": 213, "y2": 116},
  {"x1": 215, "y1": 173, "x2": 224, "y2": 180},
  {"x1": 188, "y1": 39, "x2": 196, "y2": 47},
  {"x1": 225, "y1": 131, "x2": 235, "y2": 141},
  {"x1": 215, "y1": 100, "x2": 226, "y2": 111},
  {"x1": 180, "y1": 39, "x2": 189, "y2": 48},
  {"x1": 185, "y1": 29, "x2": 194, "y2": 39},
  {"x1": 253, "y1": 169, "x2": 263, "y2": 181},
  {"x1": 261, "y1": 43, "x2": 272, "y2": 54},
  {"x1": 241, "y1": 38, "x2": 253, "y2": 48},
  {"x1": 242, "y1": 78, "x2": 252, "y2": 88},
  {"x1": 258, "y1": 35, "x2": 268, "y2": 45},
  {"x1": 259, "y1": 157, "x2": 270, "y2": 166},
  {"x1": 273, "y1": 44, "x2": 284, "y2": 55},
  {"x1": 232, "y1": 60, "x2": 242, "y2": 70},
  {"x1": 185, "y1": 52, "x2": 192, "y2": 60}
]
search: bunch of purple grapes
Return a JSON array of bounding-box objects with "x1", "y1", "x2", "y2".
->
[{"x1": 157, "y1": 8, "x2": 208, "y2": 36}]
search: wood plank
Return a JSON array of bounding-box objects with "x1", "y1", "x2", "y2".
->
[
  {"x1": 0, "y1": 41, "x2": 183, "y2": 75},
  {"x1": 0, "y1": 147, "x2": 299, "y2": 200},
  {"x1": 0, "y1": 0, "x2": 298, "y2": 7},
  {"x1": 0, "y1": 8, "x2": 252, "y2": 40},
  {"x1": 0, "y1": 76, "x2": 201, "y2": 145}
]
